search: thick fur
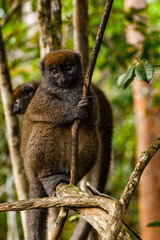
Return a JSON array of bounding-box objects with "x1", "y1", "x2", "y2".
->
[
  {"x1": 21, "y1": 50, "x2": 99, "y2": 240},
  {"x1": 14, "y1": 51, "x2": 112, "y2": 240}
]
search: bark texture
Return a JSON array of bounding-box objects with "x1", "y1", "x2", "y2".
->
[
  {"x1": 0, "y1": 183, "x2": 131, "y2": 240},
  {"x1": 38, "y1": 0, "x2": 61, "y2": 57},
  {"x1": 73, "y1": 0, "x2": 89, "y2": 72}
]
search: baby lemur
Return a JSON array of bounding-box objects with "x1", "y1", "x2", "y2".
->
[{"x1": 21, "y1": 49, "x2": 110, "y2": 240}]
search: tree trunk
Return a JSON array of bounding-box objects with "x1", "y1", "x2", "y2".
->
[
  {"x1": 38, "y1": 0, "x2": 61, "y2": 57},
  {"x1": 124, "y1": 1, "x2": 160, "y2": 239},
  {"x1": 0, "y1": 25, "x2": 28, "y2": 239},
  {"x1": 73, "y1": 0, "x2": 89, "y2": 72}
]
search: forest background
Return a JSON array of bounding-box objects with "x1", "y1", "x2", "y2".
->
[{"x1": 0, "y1": 0, "x2": 160, "y2": 239}]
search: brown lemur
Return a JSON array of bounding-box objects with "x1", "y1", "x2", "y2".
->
[
  {"x1": 12, "y1": 82, "x2": 112, "y2": 240},
  {"x1": 21, "y1": 49, "x2": 104, "y2": 240},
  {"x1": 12, "y1": 81, "x2": 40, "y2": 114},
  {"x1": 14, "y1": 50, "x2": 112, "y2": 240}
]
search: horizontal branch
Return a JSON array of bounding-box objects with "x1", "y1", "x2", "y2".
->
[
  {"x1": 0, "y1": 184, "x2": 132, "y2": 239},
  {"x1": 0, "y1": 195, "x2": 110, "y2": 213}
]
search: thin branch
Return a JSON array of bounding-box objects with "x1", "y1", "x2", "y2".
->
[
  {"x1": 120, "y1": 136, "x2": 160, "y2": 213},
  {"x1": 104, "y1": 136, "x2": 160, "y2": 239},
  {"x1": 82, "y1": 0, "x2": 114, "y2": 97},
  {"x1": 154, "y1": 64, "x2": 160, "y2": 67},
  {"x1": 70, "y1": 0, "x2": 114, "y2": 186},
  {"x1": 1, "y1": 0, "x2": 25, "y2": 27},
  {"x1": 70, "y1": 3, "x2": 114, "y2": 238},
  {"x1": 70, "y1": 121, "x2": 80, "y2": 185},
  {"x1": 51, "y1": 207, "x2": 68, "y2": 240}
]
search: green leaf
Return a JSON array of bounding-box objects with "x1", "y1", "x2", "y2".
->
[
  {"x1": 117, "y1": 64, "x2": 136, "y2": 89},
  {"x1": 117, "y1": 73, "x2": 126, "y2": 88},
  {"x1": 147, "y1": 221, "x2": 160, "y2": 227},
  {"x1": 135, "y1": 60, "x2": 154, "y2": 83}
]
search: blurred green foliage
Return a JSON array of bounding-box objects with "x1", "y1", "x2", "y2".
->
[{"x1": 0, "y1": 0, "x2": 160, "y2": 239}]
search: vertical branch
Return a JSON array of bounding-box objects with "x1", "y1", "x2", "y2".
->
[
  {"x1": 70, "y1": 0, "x2": 114, "y2": 185},
  {"x1": 82, "y1": 0, "x2": 114, "y2": 97},
  {"x1": 0, "y1": 25, "x2": 28, "y2": 239},
  {"x1": 70, "y1": 120, "x2": 80, "y2": 185},
  {"x1": 71, "y1": 0, "x2": 89, "y2": 186},
  {"x1": 51, "y1": 207, "x2": 68, "y2": 240}
]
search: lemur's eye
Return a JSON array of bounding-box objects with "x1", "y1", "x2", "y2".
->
[
  {"x1": 66, "y1": 65, "x2": 72, "y2": 72},
  {"x1": 15, "y1": 99, "x2": 19, "y2": 104},
  {"x1": 51, "y1": 68, "x2": 58, "y2": 74}
]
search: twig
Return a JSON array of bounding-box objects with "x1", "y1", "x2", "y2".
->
[{"x1": 154, "y1": 64, "x2": 160, "y2": 67}]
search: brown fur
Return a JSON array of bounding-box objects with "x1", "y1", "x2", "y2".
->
[
  {"x1": 21, "y1": 50, "x2": 100, "y2": 240},
  {"x1": 44, "y1": 49, "x2": 78, "y2": 68},
  {"x1": 13, "y1": 80, "x2": 112, "y2": 240},
  {"x1": 14, "y1": 50, "x2": 112, "y2": 240},
  {"x1": 12, "y1": 82, "x2": 40, "y2": 114}
]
